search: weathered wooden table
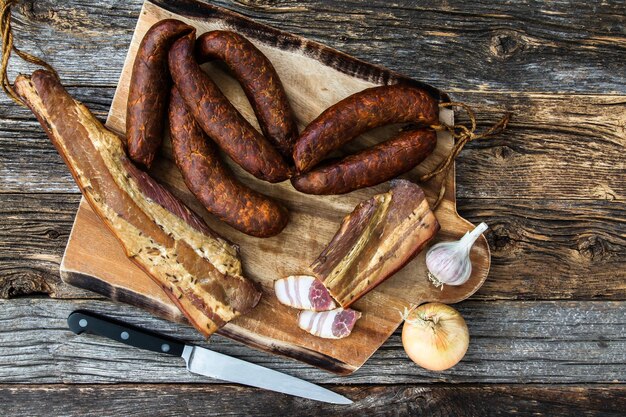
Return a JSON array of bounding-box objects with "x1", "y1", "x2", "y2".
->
[{"x1": 1, "y1": 1, "x2": 624, "y2": 415}]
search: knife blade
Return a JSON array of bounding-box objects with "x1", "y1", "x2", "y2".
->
[{"x1": 67, "y1": 310, "x2": 352, "y2": 404}]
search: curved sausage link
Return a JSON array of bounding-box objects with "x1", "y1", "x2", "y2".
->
[
  {"x1": 126, "y1": 19, "x2": 194, "y2": 168},
  {"x1": 196, "y1": 31, "x2": 299, "y2": 161},
  {"x1": 293, "y1": 85, "x2": 438, "y2": 173},
  {"x1": 168, "y1": 32, "x2": 291, "y2": 183},
  {"x1": 169, "y1": 87, "x2": 289, "y2": 238},
  {"x1": 291, "y1": 129, "x2": 437, "y2": 195}
]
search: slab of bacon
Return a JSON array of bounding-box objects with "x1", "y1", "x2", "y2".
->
[
  {"x1": 298, "y1": 308, "x2": 361, "y2": 339},
  {"x1": 311, "y1": 180, "x2": 439, "y2": 308},
  {"x1": 14, "y1": 70, "x2": 261, "y2": 337},
  {"x1": 274, "y1": 275, "x2": 336, "y2": 311}
]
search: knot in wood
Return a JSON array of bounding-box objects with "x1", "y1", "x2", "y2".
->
[
  {"x1": 493, "y1": 145, "x2": 515, "y2": 160},
  {"x1": 577, "y1": 234, "x2": 609, "y2": 261},
  {"x1": 489, "y1": 31, "x2": 524, "y2": 59},
  {"x1": 489, "y1": 225, "x2": 517, "y2": 253},
  {"x1": 0, "y1": 274, "x2": 52, "y2": 298},
  {"x1": 45, "y1": 228, "x2": 61, "y2": 239},
  {"x1": 597, "y1": 335, "x2": 609, "y2": 349}
]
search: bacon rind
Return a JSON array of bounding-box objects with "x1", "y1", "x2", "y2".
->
[
  {"x1": 14, "y1": 70, "x2": 261, "y2": 337},
  {"x1": 311, "y1": 180, "x2": 439, "y2": 308}
]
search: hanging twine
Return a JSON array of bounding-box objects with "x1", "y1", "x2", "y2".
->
[
  {"x1": 0, "y1": 0, "x2": 59, "y2": 107},
  {"x1": 421, "y1": 102, "x2": 511, "y2": 209}
]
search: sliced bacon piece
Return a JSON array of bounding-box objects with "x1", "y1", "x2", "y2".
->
[
  {"x1": 298, "y1": 308, "x2": 361, "y2": 339},
  {"x1": 274, "y1": 275, "x2": 336, "y2": 311}
]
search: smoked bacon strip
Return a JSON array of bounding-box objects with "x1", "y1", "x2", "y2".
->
[
  {"x1": 311, "y1": 180, "x2": 439, "y2": 308},
  {"x1": 14, "y1": 70, "x2": 261, "y2": 336}
]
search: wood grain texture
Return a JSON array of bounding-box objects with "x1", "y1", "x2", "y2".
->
[
  {"x1": 2, "y1": 194, "x2": 622, "y2": 301},
  {"x1": 0, "y1": 87, "x2": 113, "y2": 194},
  {"x1": 449, "y1": 92, "x2": 625, "y2": 203},
  {"x1": 2, "y1": 384, "x2": 625, "y2": 417},
  {"x1": 2, "y1": 0, "x2": 624, "y2": 93},
  {"x1": 463, "y1": 199, "x2": 626, "y2": 300},
  {"x1": 1, "y1": 298, "x2": 624, "y2": 384},
  {"x1": 0, "y1": 193, "x2": 93, "y2": 299}
]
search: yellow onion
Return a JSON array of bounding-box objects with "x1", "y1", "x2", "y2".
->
[{"x1": 401, "y1": 302, "x2": 469, "y2": 371}]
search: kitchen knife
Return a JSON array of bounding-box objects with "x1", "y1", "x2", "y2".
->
[{"x1": 67, "y1": 310, "x2": 352, "y2": 404}]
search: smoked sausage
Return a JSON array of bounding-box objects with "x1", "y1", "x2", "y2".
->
[
  {"x1": 169, "y1": 86, "x2": 289, "y2": 238},
  {"x1": 126, "y1": 19, "x2": 194, "y2": 168},
  {"x1": 168, "y1": 32, "x2": 291, "y2": 183},
  {"x1": 196, "y1": 31, "x2": 298, "y2": 160},
  {"x1": 293, "y1": 85, "x2": 438, "y2": 173},
  {"x1": 291, "y1": 129, "x2": 436, "y2": 195}
]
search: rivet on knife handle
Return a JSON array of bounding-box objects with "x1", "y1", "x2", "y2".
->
[{"x1": 67, "y1": 310, "x2": 184, "y2": 357}]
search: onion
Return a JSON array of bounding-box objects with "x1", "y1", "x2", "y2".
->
[{"x1": 401, "y1": 302, "x2": 469, "y2": 371}]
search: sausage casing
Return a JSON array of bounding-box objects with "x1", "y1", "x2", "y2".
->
[
  {"x1": 196, "y1": 31, "x2": 298, "y2": 160},
  {"x1": 169, "y1": 87, "x2": 289, "y2": 238},
  {"x1": 168, "y1": 32, "x2": 291, "y2": 183},
  {"x1": 291, "y1": 129, "x2": 437, "y2": 195},
  {"x1": 126, "y1": 19, "x2": 194, "y2": 168},
  {"x1": 293, "y1": 85, "x2": 438, "y2": 172}
]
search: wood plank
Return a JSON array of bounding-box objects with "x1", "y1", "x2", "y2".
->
[
  {"x1": 1, "y1": 298, "x2": 624, "y2": 384},
  {"x1": 3, "y1": 1, "x2": 624, "y2": 198},
  {"x1": 3, "y1": 92, "x2": 624, "y2": 200},
  {"x1": 3, "y1": 0, "x2": 624, "y2": 93},
  {"x1": 449, "y1": 92, "x2": 625, "y2": 203},
  {"x1": 1, "y1": 194, "x2": 622, "y2": 300},
  {"x1": 461, "y1": 199, "x2": 626, "y2": 300},
  {"x1": 0, "y1": 193, "x2": 93, "y2": 299},
  {"x1": 0, "y1": 1, "x2": 621, "y2": 411},
  {"x1": 2, "y1": 384, "x2": 625, "y2": 417},
  {"x1": 0, "y1": 86, "x2": 113, "y2": 194}
]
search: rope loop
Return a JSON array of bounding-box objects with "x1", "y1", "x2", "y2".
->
[
  {"x1": 1, "y1": 0, "x2": 59, "y2": 107},
  {"x1": 421, "y1": 101, "x2": 511, "y2": 208}
]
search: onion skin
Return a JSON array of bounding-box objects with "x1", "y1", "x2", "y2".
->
[{"x1": 401, "y1": 303, "x2": 469, "y2": 371}]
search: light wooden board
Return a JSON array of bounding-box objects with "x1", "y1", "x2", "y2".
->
[{"x1": 60, "y1": 0, "x2": 490, "y2": 374}]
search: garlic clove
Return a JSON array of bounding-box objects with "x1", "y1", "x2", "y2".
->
[{"x1": 426, "y1": 222, "x2": 488, "y2": 287}]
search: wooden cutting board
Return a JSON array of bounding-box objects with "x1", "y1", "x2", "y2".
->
[{"x1": 60, "y1": 0, "x2": 490, "y2": 375}]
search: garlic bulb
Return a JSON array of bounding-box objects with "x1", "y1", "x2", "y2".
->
[{"x1": 426, "y1": 222, "x2": 488, "y2": 287}]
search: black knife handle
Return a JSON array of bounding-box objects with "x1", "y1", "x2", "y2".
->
[{"x1": 67, "y1": 310, "x2": 185, "y2": 357}]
